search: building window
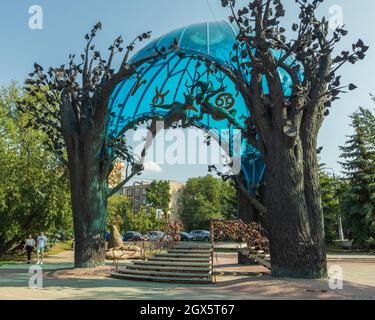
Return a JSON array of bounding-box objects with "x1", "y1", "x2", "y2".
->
[
  {"x1": 127, "y1": 189, "x2": 133, "y2": 196},
  {"x1": 142, "y1": 188, "x2": 147, "y2": 195},
  {"x1": 135, "y1": 188, "x2": 140, "y2": 196}
]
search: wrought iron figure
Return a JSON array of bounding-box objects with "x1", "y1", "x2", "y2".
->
[
  {"x1": 190, "y1": 81, "x2": 243, "y2": 129},
  {"x1": 151, "y1": 92, "x2": 199, "y2": 127},
  {"x1": 152, "y1": 87, "x2": 170, "y2": 105}
]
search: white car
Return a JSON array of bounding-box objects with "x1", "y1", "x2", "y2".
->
[
  {"x1": 189, "y1": 230, "x2": 210, "y2": 241},
  {"x1": 145, "y1": 231, "x2": 165, "y2": 241}
]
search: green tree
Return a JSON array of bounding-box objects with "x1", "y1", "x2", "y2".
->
[
  {"x1": 107, "y1": 194, "x2": 165, "y2": 234},
  {"x1": 339, "y1": 107, "x2": 375, "y2": 248},
  {"x1": 123, "y1": 208, "x2": 163, "y2": 234},
  {"x1": 0, "y1": 85, "x2": 72, "y2": 256},
  {"x1": 146, "y1": 180, "x2": 171, "y2": 216},
  {"x1": 180, "y1": 175, "x2": 236, "y2": 230},
  {"x1": 107, "y1": 194, "x2": 132, "y2": 232},
  {"x1": 221, "y1": 179, "x2": 237, "y2": 220},
  {"x1": 319, "y1": 168, "x2": 340, "y2": 243}
]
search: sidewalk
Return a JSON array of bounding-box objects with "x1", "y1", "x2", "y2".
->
[{"x1": 0, "y1": 251, "x2": 374, "y2": 300}]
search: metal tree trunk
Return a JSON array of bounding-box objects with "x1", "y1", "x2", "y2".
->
[
  {"x1": 264, "y1": 132, "x2": 327, "y2": 278},
  {"x1": 66, "y1": 132, "x2": 108, "y2": 268}
]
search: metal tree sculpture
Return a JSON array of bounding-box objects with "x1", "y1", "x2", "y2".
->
[
  {"x1": 19, "y1": 23, "x2": 158, "y2": 268},
  {"x1": 184, "y1": 0, "x2": 368, "y2": 278}
]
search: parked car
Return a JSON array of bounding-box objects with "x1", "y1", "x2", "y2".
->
[
  {"x1": 144, "y1": 231, "x2": 165, "y2": 241},
  {"x1": 189, "y1": 230, "x2": 210, "y2": 241},
  {"x1": 180, "y1": 232, "x2": 196, "y2": 241},
  {"x1": 122, "y1": 231, "x2": 143, "y2": 242}
]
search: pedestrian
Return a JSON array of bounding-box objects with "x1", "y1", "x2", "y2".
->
[
  {"x1": 36, "y1": 232, "x2": 48, "y2": 265},
  {"x1": 23, "y1": 234, "x2": 36, "y2": 264}
]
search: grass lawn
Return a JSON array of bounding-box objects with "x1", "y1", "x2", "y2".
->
[{"x1": 0, "y1": 240, "x2": 73, "y2": 266}]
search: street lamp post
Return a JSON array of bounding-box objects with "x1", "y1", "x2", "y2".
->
[{"x1": 323, "y1": 167, "x2": 353, "y2": 249}]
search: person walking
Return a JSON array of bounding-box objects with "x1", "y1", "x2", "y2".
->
[
  {"x1": 36, "y1": 232, "x2": 48, "y2": 265},
  {"x1": 23, "y1": 235, "x2": 36, "y2": 264}
]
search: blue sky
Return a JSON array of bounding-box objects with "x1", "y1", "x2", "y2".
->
[{"x1": 0, "y1": 0, "x2": 374, "y2": 182}]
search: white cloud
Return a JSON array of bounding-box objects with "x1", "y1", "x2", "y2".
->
[{"x1": 143, "y1": 161, "x2": 163, "y2": 174}]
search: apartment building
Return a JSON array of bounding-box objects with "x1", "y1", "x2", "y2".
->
[{"x1": 120, "y1": 181, "x2": 185, "y2": 221}]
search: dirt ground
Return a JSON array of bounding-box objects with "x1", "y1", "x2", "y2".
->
[{"x1": 0, "y1": 250, "x2": 374, "y2": 300}]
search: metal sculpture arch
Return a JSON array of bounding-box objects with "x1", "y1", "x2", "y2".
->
[{"x1": 107, "y1": 21, "x2": 299, "y2": 194}]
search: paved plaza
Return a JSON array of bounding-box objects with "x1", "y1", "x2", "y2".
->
[{"x1": 0, "y1": 250, "x2": 374, "y2": 300}]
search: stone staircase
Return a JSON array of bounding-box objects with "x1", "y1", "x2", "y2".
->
[
  {"x1": 239, "y1": 248, "x2": 271, "y2": 269},
  {"x1": 111, "y1": 243, "x2": 213, "y2": 284}
]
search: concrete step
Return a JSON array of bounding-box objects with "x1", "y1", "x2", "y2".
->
[
  {"x1": 174, "y1": 243, "x2": 211, "y2": 247},
  {"x1": 111, "y1": 272, "x2": 212, "y2": 284},
  {"x1": 238, "y1": 247, "x2": 271, "y2": 270},
  {"x1": 249, "y1": 254, "x2": 271, "y2": 270},
  {"x1": 148, "y1": 256, "x2": 211, "y2": 263},
  {"x1": 132, "y1": 260, "x2": 211, "y2": 268},
  {"x1": 116, "y1": 268, "x2": 211, "y2": 278},
  {"x1": 156, "y1": 253, "x2": 211, "y2": 258},
  {"x1": 111, "y1": 242, "x2": 214, "y2": 284},
  {"x1": 174, "y1": 244, "x2": 212, "y2": 250},
  {"x1": 168, "y1": 249, "x2": 212, "y2": 254},
  {"x1": 125, "y1": 263, "x2": 211, "y2": 273}
]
